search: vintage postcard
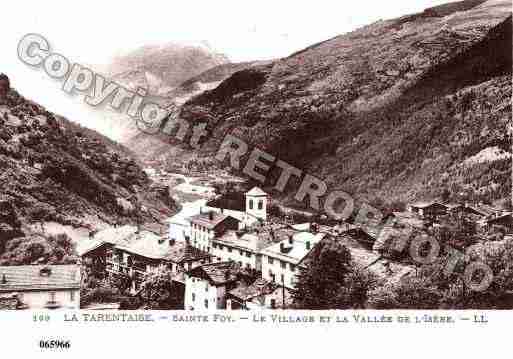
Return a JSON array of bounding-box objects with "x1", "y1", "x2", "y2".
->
[{"x1": 0, "y1": 0, "x2": 511, "y2": 356}]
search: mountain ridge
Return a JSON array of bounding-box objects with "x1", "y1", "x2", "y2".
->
[
  {"x1": 172, "y1": 0, "x2": 511, "y2": 207},
  {"x1": 0, "y1": 80, "x2": 178, "y2": 246}
]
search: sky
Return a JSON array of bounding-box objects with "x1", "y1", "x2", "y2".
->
[{"x1": 0, "y1": 0, "x2": 458, "y2": 139}]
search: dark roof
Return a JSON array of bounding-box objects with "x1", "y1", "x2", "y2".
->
[
  {"x1": 229, "y1": 278, "x2": 275, "y2": 301},
  {"x1": 0, "y1": 265, "x2": 80, "y2": 292},
  {"x1": 385, "y1": 211, "x2": 425, "y2": 228},
  {"x1": 488, "y1": 214, "x2": 512, "y2": 224},
  {"x1": 206, "y1": 196, "x2": 245, "y2": 212},
  {"x1": 213, "y1": 230, "x2": 273, "y2": 252},
  {"x1": 0, "y1": 295, "x2": 19, "y2": 310},
  {"x1": 188, "y1": 212, "x2": 239, "y2": 229},
  {"x1": 165, "y1": 242, "x2": 211, "y2": 263},
  {"x1": 342, "y1": 226, "x2": 381, "y2": 250},
  {"x1": 410, "y1": 201, "x2": 446, "y2": 209},
  {"x1": 187, "y1": 262, "x2": 238, "y2": 285},
  {"x1": 468, "y1": 204, "x2": 502, "y2": 218}
]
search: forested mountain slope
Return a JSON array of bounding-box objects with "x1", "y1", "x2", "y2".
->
[{"x1": 176, "y1": 0, "x2": 511, "y2": 206}]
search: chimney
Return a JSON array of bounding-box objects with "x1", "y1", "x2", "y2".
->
[
  {"x1": 306, "y1": 241, "x2": 311, "y2": 250},
  {"x1": 280, "y1": 242, "x2": 286, "y2": 253},
  {"x1": 288, "y1": 235, "x2": 294, "y2": 245},
  {"x1": 169, "y1": 239, "x2": 176, "y2": 246},
  {"x1": 1, "y1": 274, "x2": 6, "y2": 284},
  {"x1": 311, "y1": 223, "x2": 319, "y2": 233}
]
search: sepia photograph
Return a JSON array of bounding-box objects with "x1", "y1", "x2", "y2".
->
[{"x1": 0, "y1": 0, "x2": 511, "y2": 356}]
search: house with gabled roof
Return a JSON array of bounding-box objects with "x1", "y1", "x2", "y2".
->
[
  {"x1": 79, "y1": 225, "x2": 212, "y2": 293},
  {"x1": 486, "y1": 213, "x2": 513, "y2": 232},
  {"x1": 226, "y1": 277, "x2": 294, "y2": 310},
  {"x1": 383, "y1": 211, "x2": 426, "y2": 229},
  {"x1": 204, "y1": 186, "x2": 268, "y2": 229},
  {"x1": 189, "y1": 211, "x2": 241, "y2": 253},
  {"x1": 260, "y1": 228, "x2": 326, "y2": 289},
  {"x1": 464, "y1": 204, "x2": 503, "y2": 219},
  {"x1": 0, "y1": 265, "x2": 80, "y2": 309},
  {"x1": 210, "y1": 230, "x2": 273, "y2": 272},
  {"x1": 184, "y1": 262, "x2": 239, "y2": 310},
  {"x1": 408, "y1": 201, "x2": 447, "y2": 219}
]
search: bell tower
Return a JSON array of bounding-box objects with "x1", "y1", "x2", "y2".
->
[{"x1": 245, "y1": 187, "x2": 267, "y2": 222}]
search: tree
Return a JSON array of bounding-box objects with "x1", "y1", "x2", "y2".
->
[
  {"x1": 139, "y1": 269, "x2": 184, "y2": 309},
  {"x1": 368, "y1": 239, "x2": 513, "y2": 309},
  {"x1": 293, "y1": 236, "x2": 376, "y2": 309},
  {"x1": 441, "y1": 188, "x2": 451, "y2": 203},
  {"x1": 434, "y1": 213, "x2": 478, "y2": 250},
  {"x1": 0, "y1": 73, "x2": 10, "y2": 102},
  {"x1": 0, "y1": 233, "x2": 77, "y2": 265},
  {"x1": 80, "y1": 276, "x2": 122, "y2": 308},
  {"x1": 368, "y1": 276, "x2": 443, "y2": 310}
]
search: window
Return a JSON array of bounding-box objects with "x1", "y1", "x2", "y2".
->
[
  {"x1": 239, "y1": 250, "x2": 243, "y2": 255},
  {"x1": 246, "y1": 263, "x2": 251, "y2": 269},
  {"x1": 246, "y1": 252, "x2": 251, "y2": 258},
  {"x1": 49, "y1": 292, "x2": 56, "y2": 302},
  {"x1": 268, "y1": 257, "x2": 274, "y2": 265},
  {"x1": 258, "y1": 200, "x2": 263, "y2": 210},
  {"x1": 205, "y1": 283, "x2": 209, "y2": 292},
  {"x1": 70, "y1": 291, "x2": 75, "y2": 301},
  {"x1": 192, "y1": 293, "x2": 196, "y2": 302},
  {"x1": 270, "y1": 299, "x2": 276, "y2": 309},
  {"x1": 228, "y1": 248, "x2": 232, "y2": 253},
  {"x1": 239, "y1": 261, "x2": 243, "y2": 267},
  {"x1": 204, "y1": 299, "x2": 209, "y2": 309},
  {"x1": 280, "y1": 261, "x2": 286, "y2": 269},
  {"x1": 249, "y1": 199, "x2": 254, "y2": 210},
  {"x1": 290, "y1": 264, "x2": 295, "y2": 272}
]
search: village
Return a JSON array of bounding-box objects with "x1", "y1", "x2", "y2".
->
[{"x1": 77, "y1": 169, "x2": 513, "y2": 310}]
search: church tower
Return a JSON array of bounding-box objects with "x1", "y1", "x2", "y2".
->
[{"x1": 245, "y1": 187, "x2": 267, "y2": 222}]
